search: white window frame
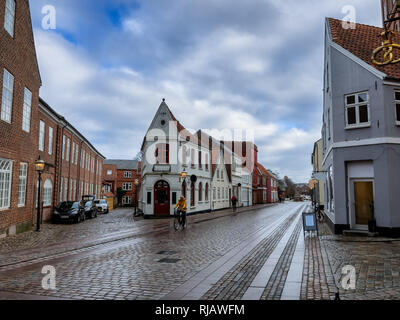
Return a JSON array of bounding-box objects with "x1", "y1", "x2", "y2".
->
[
  {"x1": 22, "y1": 88, "x2": 32, "y2": 132},
  {"x1": 18, "y1": 163, "x2": 28, "y2": 207},
  {"x1": 75, "y1": 145, "x2": 79, "y2": 165},
  {"x1": 39, "y1": 121, "x2": 45, "y2": 151},
  {"x1": 107, "y1": 170, "x2": 112, "y2": 175},
  {"x1": 43, "y1": 179, "x2": 52, "y2": 207},
  {"x1": 345, "y1": 92, "x2": 371, "y2": 129},
  {"x1": 0, "y1": 159, "x2": 12, "y2": 210},
  {"x1": 62, "y1": 135, "x2": 66, "y2": 160},
  {"x1": 66, "y1": 138, "x2": 70, "y2": 162},
  {"x1": 1, "y1": 69, "x2": 14, "y2": 123},
  {"x1": 48, "y1": 127, "x2": 53, "y2": 155},
  {"x1": 64, "y1": 178, "x2": 68, "y2": 202},
  {"x1": 123, "y1": 183, "x2": 132, "y2": 191},
  {"x1": 124, "y1": 171, "x2": 132, "y2": 178},
  {"x1": 394, "y1": 90, "x2": 400, "y2": 126},
  {"x1": 72, "y1": 143, "x2": 75, "y2": 165},
  {"x1": 4, "y1": 0, "x2": 15, "y2": 37}
]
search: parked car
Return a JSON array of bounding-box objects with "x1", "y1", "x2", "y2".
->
[
  {"x1": 83, "y1": 200, "x2": 97, "y2": 219},
  {"x1": 53, "y1": 201, "x2": 85, "y2": 224},
  {"x1": 94, "y1": 199, "x2": 109, "y2": 214}
]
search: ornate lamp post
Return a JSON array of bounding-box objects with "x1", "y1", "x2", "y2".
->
[
  {"x1": 35, "y1": 156, "x2": 45, "y2": 232},
  {"x1": 134, "y1": 178, "x2": 140, "y2": 216},
  {"x1": 180, "y1": 169, "x2": 187, "y2": 181}
]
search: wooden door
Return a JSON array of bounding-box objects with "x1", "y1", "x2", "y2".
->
[
  {"x1": 354, "y1": 181, "x2": 374, "y2": 225},
  {"x1": 154, "y1": 181, "x2": 170, "y2": 216}
]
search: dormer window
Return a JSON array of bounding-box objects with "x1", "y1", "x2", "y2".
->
[{"x1": 345, "y1": 92, "x2": 370, "y2": 129}]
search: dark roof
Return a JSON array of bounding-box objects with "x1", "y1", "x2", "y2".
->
[
  {"x1": 39, "y1": 98, "x2": 105, "y2": 159},
  {"x1": 328, "y1": 18, "x2": 400, "y2": 80},
  {"x1": 104, "y1": 159, "x2": 139, "y2": 170}
]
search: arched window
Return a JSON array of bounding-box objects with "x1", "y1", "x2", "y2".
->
[
  {"x1": 182, "y1": 145, "x2": 187, "y2": 166},
  {"x1": 182, "y1": 180, "x2": 187, "y2": 199},
  {"x1": 191, "y1": 182, "x2": 195, "y2": 207},
  {"x1": 198, "y1": 182, "x2": 203, "y2": 202},
  {"x1": 205, "y1": 183, "x2": 209, "y2": 201},
  {"x1": 43, "y1": 179, "x2": 53, "y2": 207}
]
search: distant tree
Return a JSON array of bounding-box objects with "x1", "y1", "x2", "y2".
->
[
  {"x1": 116, "y1": 187, "x2": 127, "y2": 206},
  {"x1": 284, "y1": 176, "x2": 296, "y2": 199}
]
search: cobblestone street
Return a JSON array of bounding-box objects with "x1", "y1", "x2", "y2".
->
[
  {"x1": 0, "y1": 202, "x2": 309, "y2": 300},
  {"x1": 1, "y1": 202, "x2": 400, "y2": 300}
]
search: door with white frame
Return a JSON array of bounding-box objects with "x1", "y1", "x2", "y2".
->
[{"x1": 348, "y1": 178, "x2": 374, "y2": 230}]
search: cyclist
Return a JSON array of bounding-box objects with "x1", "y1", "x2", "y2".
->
[{"x1": 174, "y1": 196, "x2": 187, "y2": 228}]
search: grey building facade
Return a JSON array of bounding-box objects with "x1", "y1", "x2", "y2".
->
[{"x1": 322, "y1": 18, "x2": 400, "y2": 236}]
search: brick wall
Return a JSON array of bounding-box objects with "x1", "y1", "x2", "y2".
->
[{"x1": 0, "y1": 0, "x2": 41, "y2": 237}]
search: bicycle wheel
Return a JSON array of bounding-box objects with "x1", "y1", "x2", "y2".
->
[{"x1": 174, "y1": 212, "x2": 181, "y2": 231}]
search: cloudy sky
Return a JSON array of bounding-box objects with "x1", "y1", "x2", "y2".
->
[{"x1": 29, "y1": 0, "x2": 380, "y2": 182}]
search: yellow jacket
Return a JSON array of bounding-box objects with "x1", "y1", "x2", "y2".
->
[{"x1": 174, "y1": 199, "x2": 187, "y2": 212}]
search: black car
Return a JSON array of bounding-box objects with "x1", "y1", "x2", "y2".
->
[
  {"x1": 53, "y1": 202, "x2": 85, "y2": 224},
  {"x1": 83, "y1": 200, "x2": 98, "y2": 219}
]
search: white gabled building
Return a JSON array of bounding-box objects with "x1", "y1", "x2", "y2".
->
[
  {"x1": 140, "y1": 100, "x2": 212, "y2": 217},
  {"x1": 139, "y1": 100, "x2": 256, "y2": 217}
]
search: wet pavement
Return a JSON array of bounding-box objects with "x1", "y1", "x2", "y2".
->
[{"x1": 0, "y1": 202, "x2": 308, "y2": 300}]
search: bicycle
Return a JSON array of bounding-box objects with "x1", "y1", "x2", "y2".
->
[
  {"x1": 315, "y1": 204, "x2": 325, "y2": 223},
  {"x1": 174, "y1": 209, "x2": 187, "y2": 231}
]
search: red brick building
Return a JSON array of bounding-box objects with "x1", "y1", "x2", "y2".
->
[
  {"x1": 38, "y1": 99, "x2": 105, "y2": 221},
  {"x1": 381, "y1": 0, "x2": 400, "y2": 30},
  {"x1": 0, "y1": 0, "x2": 41, "y2": 237},
  {"x1": 103, "y1": 160, "x2": 141, "y2": 207},
  {"x1": 0, "y1": 1, "x2": 104, "y2": 237},
  {"x1": 254, "y1": 163, "x2": 268, "y2": 204}
]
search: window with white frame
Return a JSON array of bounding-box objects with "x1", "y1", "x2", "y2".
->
[
  {"x1": 123, "y1": 183, "x2": 132, "y2": 191},
  {"x1": 70, "y1": 179, "x2": 73, "y2": 201},
  {"x1": 107, "y1": 170, "x2": 112, "y2": 175},
  {"x1": 64, "y1": 178, "x2": 68, "y2": 201},
  {"x1": 43, "y1": 179, "x2": 52, "y2": 207},
  {"x1": 213, "y1": 188, "x2": 216, "y2": 200},
  {"x1": 39, "y1": 121, "x2": 45, "y2": 151},
  {"x1": 124, "y1": 171, "x2": 132, "y2": 178},
  {"x1": 1, "y1": 69, "x2": 14, "y2": 123},
  {"x1": 59, "y1": 177, "x2": 63, "y2": 203},
  {"x1": 75, "y1": 145, "x2": 79, "y2": 165},
  {"x1": 62, "y1": 136, "x2": 66, "y2": 160},
  {"x1": 345, "y1": 92, "x2": 370, "y2": 128},
  {"x1": 66, "y1": 138, "x2": 70, "y2": 161},
  {"x1": 48, "y1": 127, "x2": 53, "y2": 155},
  {"x1": 72, "y1": 143, "x2": 75, "y2": 165},
  {"x1": 18, "y1": 163, "x2": 28, "y2": 207},
  {"x1": 4, "y1": 0, "x2": 15, "y2": 37},
  {"x1": 22, "y1": 88, "x2": 32, "y2": 132},
  {"x1": 0, "y1": 159, "x2": 12, "y2": 209},
  {"x1": 122, "y1": 196, "x2": 131, "y2": 205},
  {"x1": 81, "y1": 150, "x2": 85, "y2": 168},
  {"x1": 395, "y1": 91, "x2": 400, "y2": 125}
]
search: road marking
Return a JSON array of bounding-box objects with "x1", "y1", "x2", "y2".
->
[
  {"x1": 163, "y1": 203, "x2": 306, "y2": 300},
  {"x1": 241, "y1": 206, "x2": 305, "y2": 300}
]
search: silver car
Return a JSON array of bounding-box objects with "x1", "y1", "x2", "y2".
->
[{"x1": 94, "y1": 199, "x2": 109, "y2": 214}]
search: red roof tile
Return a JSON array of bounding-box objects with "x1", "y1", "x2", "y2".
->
[{"x1": 328, "y1": 18, "x2": 400, "y2": 80}]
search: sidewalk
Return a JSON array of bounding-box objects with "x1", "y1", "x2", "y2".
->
[{"x1": 301, "y1": 218, "x2": 400, "y2": 300}]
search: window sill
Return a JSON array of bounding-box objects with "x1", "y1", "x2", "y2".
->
[
  {"x1": 345, "y1": 123, "x2": 371, "y2": 130},
  {"x1": 396, "y1": 121, "x2": 400, "y2": 126},
  {"x1": 0, "y1": 207, "x2": 10, "y2": 212}
]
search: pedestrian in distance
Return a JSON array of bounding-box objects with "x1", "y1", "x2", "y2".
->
[{"x1": 231, "y1": 195, "x2": 238, "y2": 212}]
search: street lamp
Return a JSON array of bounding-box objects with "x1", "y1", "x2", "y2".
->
[
  {"x1": 35, "y1": 156, "x2": 45, "y2": 232},
  {"x1": 134, "y1": 178, "x2": 140, "y2": 216},
  {"x1": 180, "y1": 169, "x2": 187, "y2": 181}
]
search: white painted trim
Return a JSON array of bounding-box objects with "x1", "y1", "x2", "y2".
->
[
  {"x1": 329, "y1": 41, "x2": 386, "y2": 80},
  {"x1": 383, "y1": 80, "x2": 400, "y2": 87},
  {"x1": 345, "y1": 123, "x2": 371, "y2": 130}
]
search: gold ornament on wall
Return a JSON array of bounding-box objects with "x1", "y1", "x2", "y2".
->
[{"x1": 372, "y1": 31, "x2": 400, "y2": 66}]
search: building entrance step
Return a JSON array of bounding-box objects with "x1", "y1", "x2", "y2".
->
[{"x1": 342, "y1": 230, "x2": 379, "y2": 237}]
